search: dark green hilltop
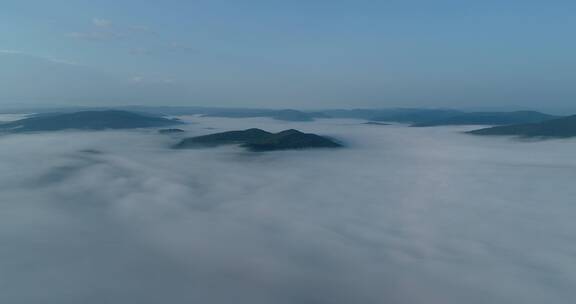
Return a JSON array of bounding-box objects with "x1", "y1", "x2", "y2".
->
[
  {"x1": 363, "y1": 122, "x2": 391, "y2": 126},
  {"x1": 158, "y1": 128, "x2": 186, "y2": 134},
  {"x1": 174, "y1": 128, "x2": 343, "y2": 151},
  {"x1": 412, "y1": 111, "x2": 557, "y2": 127},
  {"x1": 0, "y1": 110, "x2": 183, "y2": 133},
  {"x1": 467, "y1": 115, "x2": 576, "y2": 138}
]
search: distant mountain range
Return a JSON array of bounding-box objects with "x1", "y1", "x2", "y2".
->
[
  {"x1": 200, "y1": 108, "x2": 560, "y2": 126},
  {"x1": 202, "y1": 109, "x2": 315, "y2": 122},
  {"x1": 468, "y1": 115, "x2": 576, "y2": 138},
  {"x1": 412, "y1": 111, "x2": 558, "y2": 127},
  {"x1": 371, "y1": 109, "x2": 464, "y2": 123},
  {"x1": 271, "y1": 110, "x2": 315, "y2": 122},
  {"x1": 174, "y1": 128, "x2": 342, "y2": 151},
  {"x1": 1, "y1": 107, "x2": 573, "y2": 142},
  {"x1": 363, "y1": 122, "x2": 391, "y2": 126},
  {"x1": 0, "y1": 106, "x2": 564, "y2": 126},
  {"x1": 0, "y1": 110, "x2": 183, "y2": 133}
]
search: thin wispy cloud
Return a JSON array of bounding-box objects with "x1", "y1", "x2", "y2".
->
[
  {"x1": 128, "y1": 48, "x2": 151, "y2": 56},
  {"x1": 128, "y1": 25, "x2": 158, "y2": 35},
  {"x1": 0, "y1": 49, "x2": 23, "y2": 55},
  {"x1": 129, "y1": 75, "x2": 175, "y2": 84},
  {"x1": 68, "y1": 18, "x2": 202, "y2": 61},
  {"x1": 68, "y1": 31, "x2": 125, "y2": 41},
  {"x1": 0, "y1": 49, "x2": 79, "y2": 66},
  {"x1": 130, "y1": 76, "x2": 145, "y2": 83},
  {"x1": 46, "y1": 58, "x2": 79, "y2": 65},
  {"x1": 169, "y1": 42, "x2": 199, "y2": 53},
  {"x1": 92, "y1": 18, "x2": 112, "y2": 28},
  {"x1": 69, "y1": 18, "x2": 144, "y2": 42}
]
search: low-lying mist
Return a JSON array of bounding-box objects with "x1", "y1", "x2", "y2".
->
[{"x1": 1, "y1": 116, "x2": 575, "y2": 304}]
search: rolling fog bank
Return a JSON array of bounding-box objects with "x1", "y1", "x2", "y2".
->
[{"x1": 1, "y1": 117, "x2": 575, "y2": 304}]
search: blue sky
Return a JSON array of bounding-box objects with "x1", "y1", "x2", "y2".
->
[{"x1": 1, "y1": 0, "x2": 575, "y2": 110}]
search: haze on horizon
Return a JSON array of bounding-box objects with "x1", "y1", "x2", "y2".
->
[{"x1": 2, "y1": 0, "x2": 576, "y2": 112}]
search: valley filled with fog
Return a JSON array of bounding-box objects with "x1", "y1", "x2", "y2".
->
[{"x1": 1, "y1": 115, "x2": 575, "y2": 304}]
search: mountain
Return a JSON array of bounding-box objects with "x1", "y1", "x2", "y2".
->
[
  {"x1": 317, "y1": 108, "x2": 463, "y2": 122},
  {"x1": 203, "y1": 109, "x2": 314, "y2": 122},
  {"x1": 271, "y1": 110, "x2": 314, "y2": 122},
  {"x1": 0, "y1": 110, "x2": 183, "y2": 133},
  {"x1": 158, "y1": 128, "x2": 186, "y2": 134},
  {"x1": 307, "y1": 112, "x2": 332, "y2": 119},
  {"x1": 363, "y1": 122, "x2": 391, "y2": 126},
  {"x1": 412, "y1": 111, "x2": 558, "y2": 127},
  {"x1": 467, "y1": 115, "x2": 576, "y2": 138},
  {"x1": 243, "y1": 129, "x2": 342, "y2": 151},
  {"x1": 201, "y1": 110, "x2": 272, "y2": 118},
  {"x1": 174, "y1": 128, "x2": 342, "y2": 151},
  {"x1": 175, "y1": 128, "x2": 273, "y2": 148},
  {"x1": 370, "y1": 109, "x2": 464, "y2": 123}
]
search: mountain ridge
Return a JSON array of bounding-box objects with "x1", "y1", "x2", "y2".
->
[
  {"x1": 0, "y1": 110, "x2": 183, "y2": 133},
  {"x1": 174, "y1": 128, "x2": 342, "y2": 151},
  {"x1": 467, "y1": 115, "x2": 576, "y2": 138}
]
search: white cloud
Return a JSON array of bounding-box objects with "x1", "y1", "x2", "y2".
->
[
  {"x1": 128, "y1": 25, "x2": 157, "y2": 35},
  {"x1": 129, "y1": 75, "x2": 176, "y2": 84},
  {"x1": 69, "y1": 18, "x2": 133, "y2": 42},
  {"x1": 92, "y1": 18, "x2": 112, "y2": 28},
  {"x1": 170, "y1": 42, "x2": 198, "y2": 52},
  {"x1": 46, "y1": 58, "x2": 79, "y2": 65},
  {"x1": 128, "y1": 47, "x2": 150, "y2": 56},
  {"x1": 129, "y1": 76, "x2": 145, "y2": 83},
  {"x1": 68, "y1": 31, "x2": 125, "y2": 41},
  {"x1": 0, "y1": 49, "x2": 79, "y2": 65},
  {"x1": 0, "y1": 119, "x2": 575, "y2": 303},
  {"x1": 0, "y1": 49, "x2": 24, "y2": 55}
]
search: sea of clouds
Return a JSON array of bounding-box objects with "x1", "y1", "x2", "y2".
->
[{"x1": 1, "y1": 115, "x2": 575, "y2": 304}]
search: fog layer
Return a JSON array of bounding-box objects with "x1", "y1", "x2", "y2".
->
[{"x1": 1, "y1": 117, "x2": 575, "y2": 304}]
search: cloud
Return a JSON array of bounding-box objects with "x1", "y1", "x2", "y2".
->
[
  {"x1": 170, "y1": 42, "x2": 198, "y2": 52},
  {"x1": 0, "y1": 49, "x2": 79, "y2": 65},
  {"x1": 0, "y1": 118, "x2": 574, "y2": 303},
  {"x1": 68, "y1": 30, "x2": 125, "y2": 41},
  {"x1": 129, "y1": 75, "x2": 175, "y2": 84},
  {"x1": 92, "y1": 18, "x2": 112, "y2": 28},
  {"x1": 128, "y1": 47, "x2": 151, "y2": 56},
  {"x1": 68, "y1": 19, "x2": 190, "y2": 59},
  {"x1": 128, "y1": 25, "x2": 158, "y2": 35},
  {"x1": 130, "y1": 75, "x2": 145, "y2": 83},
  {"x1": 46, "y1": 58, "x2": 79, "y2": 65},
  {"x1": 69, "y1": 19, "x2": 128, "y2": 41},
  {"x1": 0, "y1": 49, "x2": 24, "y2": 55},
  {"x1": 70, "y1": 19, "x2": 157, "y2": 42}
]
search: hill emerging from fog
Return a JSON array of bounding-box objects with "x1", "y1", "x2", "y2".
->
[
  {"x1": 468, "y1": 115, "x2": 576, "y2": 138},
  {"x1": 271, "y1": 110, "x2": 314, "y2": 122},
  {"x1": 158, "y1": 128, "x2": 186, "y2": 134},
  {"x1": 0, "y1": 110, "x2": 183, "y2": 133},
  {"x1": 202, "y1": 109, "x2": 315, "y2": 122},
  {"x1": 412, "y1": 111, "x2": 558, "y2": 127},
  {"x1": 174, "y1": 128, "x2": 342, "y2": 151}
]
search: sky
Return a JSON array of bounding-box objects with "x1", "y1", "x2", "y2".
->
[{"x1": 1, "y1": 0, "x2": 576, "y2": 110}]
